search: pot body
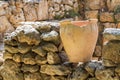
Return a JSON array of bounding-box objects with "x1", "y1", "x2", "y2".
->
[{"x1": 60, "y1": 20, "x2": 98, "y2": 63}]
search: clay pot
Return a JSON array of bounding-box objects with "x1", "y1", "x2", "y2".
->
[{"x1": 60, "y1": 19, "x2": 98, "y2": 63}]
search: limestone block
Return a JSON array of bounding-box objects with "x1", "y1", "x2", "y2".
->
[
  {"x1": 24, "y1": 72, "x2": 42, "y2": 80},
  {"x1": 53, "y1": 0, "x2": 62, "y2": 4},
  {"x1": 34, "y1": 22, "x2": 51, "y2": 33},
  {"x1": 115, "y1": 13, "x2": 120, "y2": 22},
  {"x1": 16, "y1": 25, "x2": 41, "y2": 45},
  {"x1": 3, "y1": 51, "x2": 13, "y2": 60},
  {"x1": 95, "y1": 66, "x2": 114, "y2": 80},
  {"x1": 103, "y1": 28, "x2": 120, "y2": 41},
  {"x1": 35, "y1": 55, "x2": 47, "y2": 65},
  {"x1": 41, "y1": 30, "x2": 59, "y2": 44},
  {"x1": 0, "y1": 59, "x2": 23, "y2": 80},
  {"x1": 18, "y1": 43, "x2": 31, "y2": 54},
  {"x1": 51, "y1": 76, "x2": 66, "y2": 80},
  {"x1": 22, "y1": 53, "x2": 36, "y2": 65},
  {"x1": 40, "y1": 65, "x2": 71, "y2": 76},
  {"x1": 117, "y1": 23, "x2": 120, "y2": 28},
  {"x1": 107, "y1": 0, "x2": 120, "y2": 11},
  {"x1": 13, "y1": 53, "x2": 22, "y2": 63},
  {"x1": 103, "y1": 23, "x2": 116, "y2": 28},
  {"x1": 0, "y1": 4, "x2": 5, "y2": 16},
  {"x1": 94, "y1": 46, "x2": 102, "y2": 57},
  {"x1": 100, "y1": 12, "x2": 114, "y2": 22},
  {"x1": 47, "y1": 52, "x2": 61, "y2": 64},
  {"x1": 9, "y1": 8, "x2": 25, "y2": 26},
  {"x1": 85, "y1": 0, "x2": 100, "y2": 10},
  {"x1": 4, "y1": 45, "x2": 18, "y2": 54},
  {"x1": 0, "y1": 16, "x2": 14, "y2": 33},
  {"x1": 63, "y1": 0, "x2": 74, "y2": 6},
  {"x1": 64, "y1": 5, "x2": 73, "y2": 11},
  {"x1": 102, "y1": 40, "x2": 120, "y2": 67},
  {"x1": 85, "y1": 62, "x2": 101, "y2": 76},
  {"x1": 23, "y1": 3, "x2": 37, "y2": 21},
  {"x1": 32, "y1": 46, "x2": 46, "y2": 57},
  {"x1": 21, "y1": 64, "x2": 39, "y2": 73},
  {"x1": 37, "y1": 0, "x2": 48, "y2": 20},
  {"x1": 41, "y1": 43, "x2": 58, "y2": 52},
  {"x1": 69, "y1": 66, "x2": 89, "y2": 80},
  {"x1": 85, "y1": 11, "x2": 98, "y2": 19},
  {"x1": 54, "y1": 3, "x2": 60, "y2": 11}
]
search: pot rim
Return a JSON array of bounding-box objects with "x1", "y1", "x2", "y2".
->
[{"x1": 60, "y1": 19, "x2": 98, "y2": 27}]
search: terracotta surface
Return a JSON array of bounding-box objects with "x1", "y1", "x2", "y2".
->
[{"x1": 60, "y1": 19, "x2": 98, "y2": 63}]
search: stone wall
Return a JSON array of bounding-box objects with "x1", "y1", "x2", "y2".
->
[
  {"x1": 1, "y1": 0, "x2": 120, "y2": 80},
  {"x1": 0, "y1": 0, "x2": 79, "y2": 42},
  {"x1": 1, "y1": 22, "x2": 120, "y2": 80},
  {"x1": 1, "y1": 0, "x2": 120, "y2": 57}
]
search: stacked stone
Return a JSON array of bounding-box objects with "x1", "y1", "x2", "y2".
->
[
  {"x1": 48, "y1": 0, "x2": 79, "y2": 20},
  {"x1": 103, "y1": 28, "x2": 120, "y2": 67},
  {"x1": 0, "y1": 22, "x2": 71, "y2": 80},
  {"x1": 69, "y1": 61, "x2": 120, "y2": 80}
]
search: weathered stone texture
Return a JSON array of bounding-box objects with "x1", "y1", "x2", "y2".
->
[
  {"x1": 23, "y1": 3, "x2": 37, "y2": 21},
  {"x1": 100, "y1": 12, "x2": 114, "y2": 22},
  {"x1": 37, "y1": 0, "x2": 48, "y2": 20},
  {"x1": 85, "y1": 11, "x2": 98, "y2": 19}
]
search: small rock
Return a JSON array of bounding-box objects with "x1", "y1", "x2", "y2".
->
[
  {"x1": 102, "y1": 40, "x2": 120, "y2": 67},
  {"x1": 35, "y1": 55, "x2": 47, "y2": 65},
  {"x1": 103, "y1": 28, "x2": 120, "y2": 41},
  {"x1": 0, "y1": 4, "x2": 6, "y2": 16},
  {"x1": 115, "y1": 13, "x2": 120, "y2": 22},
  {"x1": 103, "y1": 59, "x2": 116, "y2": 67},
  {"x1": 4, "y1": 45, "x2": 18, "y2": 54},
  {"x1": 3, "y1": 51, "x2": 13, "y2": 60},
  {"x1": 85, "y1": 61, "x2": 102, "y2": 76},
  {"x1": 94, "y1": 46, "x2": 102, "y2": 57},
  {"x1": 85, "y1": 11, "x2": 98, "y2": 19},
  {"x1": 40, "y1": 73, "x2": 51, "y2": 80},
  {"x1": 63, "y1": 0, "x2": 73, "y2": 6},
  {"x1": 23, "y1": 3, "x2": 37, "y2": 21},
  {"x1": 42, "y1": 43, "x2": 58, "y2": 52},
  {"x1": 21, "y1": 64, "x2": 39, "y2": 73},
  {"x1": 51, "y1": 76, "x2": 66, "y2": 80},
  {"x1": 22, "y1": 53, "x2": 36, "y2": 65},
  {"x1": 15, "y1": 0, "x2": 23, "y2": 8},
  {"x1": 100, "y1": 12, "x2": 114, "y2": 22},
  {"x1": 18, "y1": 43, "x2": 31, "y2": 54},
  {"x1": 13, "y1": 53, "x2": 22, "y2": 63},
  {"x1": 41, "y1": 30, "x2": 60, "y2": 44},
  {"x1": 69, "y1": 66, "x2": 89, "y2": 80},
  {"x1": 47, "y1": 52, "x2": 61, "y2": 64},
  {"x1": 53, "y1": 0, "x2": 62, "y2": 4},
  {"x1": 0, "y1": 16, "x2": 14, "y2": 33},
  {"x1": 32, "y1": 46, "x2": 46, "y2": 57},
  {"x1": 16, "y1": 25, "x2": 41, "y2": 45},
  {"x1": 24, "y1": 72, "x2": 42, "y2": 80},
  {"x1": 54, "y1": 3, "x2": 60, "y2": 11},
  {"x1": 95, "y1": 65, "x2": 114, "y2": 80},
  {"x1": 107, "y1": 0, "x2": 120, "y2": 11},
  {"x1": 34, "y1": 22, "x2": 51, "y2": 33},
  {"x1": 103, "y1": 23, "x2": 116, "y2": 28},
  {"x1": 65, "y1": 5, "x2": 73, "y2": 11},
  {"x1": 0, "y1": 59, "x2": 23, "y2": 80},
  {"x1": 4, "y1": 39, "x2": 18, "y2": 46},
  {"x1": 115, "y1": 65, "x2": 120, "y2": 77},
  {"x1": 9, "y1": 8, "x2": 25, "y2": 25},
  {"x1": 40, "y1": 65, "x2": 71, "y2": 76},
  {"x1": 85, "y1": 0, "x2": 100, "y2": 10},
  {"x1": 87, "y1": 78, "x2": 98, "y2": 80},
  {"x1": 58, "y1": 51, "x2": 69, "y2": 62},
  {"x1": 37, "y1": 0, "x2": 48, "y2": 20}
]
